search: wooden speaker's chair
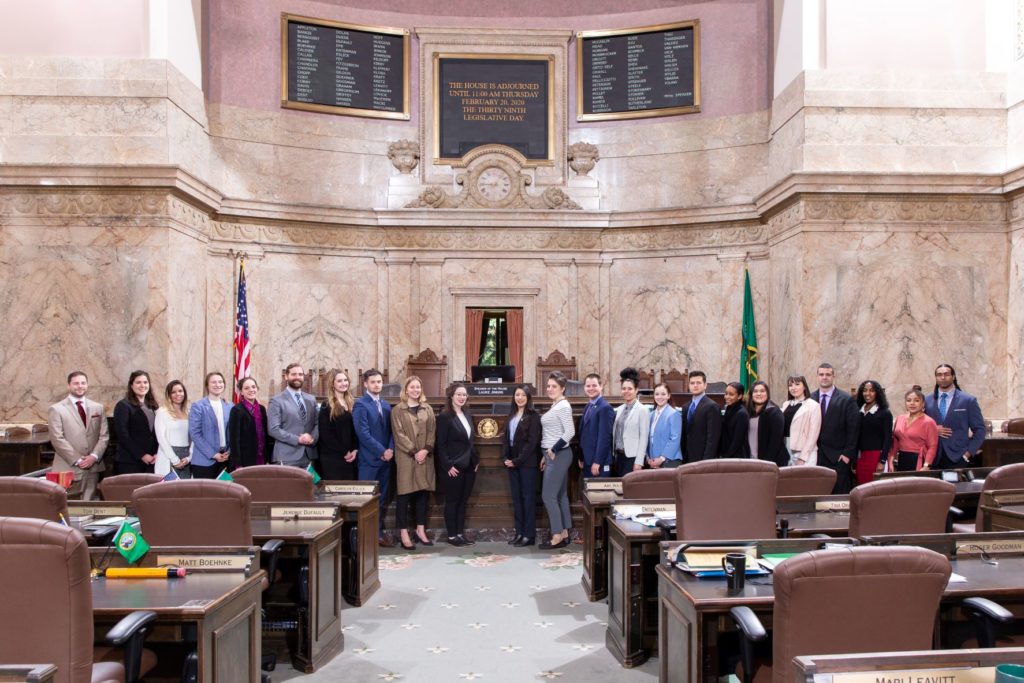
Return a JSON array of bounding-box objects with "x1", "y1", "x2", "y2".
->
[
  {"x1": 730, "y1": 546, "x2": 951, "y2": 683},
  {"x1": 660, "y1": 368, "x2": 689, "y2": 394},
  {"x1": 405, "y1": 348, "x2": 449, "y2": 397},
  {"x1": 0, "y1": 516, "x2": 158, "y2": 683},
  {"x1": 536, "y1": 350, "x2": 577, "y2": 389}
]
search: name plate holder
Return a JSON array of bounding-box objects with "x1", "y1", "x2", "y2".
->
[
  {"x1": 984, "y1": 490, "x2": 1024, "y2": 507},
  {"x1": 91, "y1": 546, "x2": 258, "y2": 577},
  {"x1": 955, "y1": 539, "x2": 1024, "y2": 556},
  {"x1": 269, "y1": 505, "x2": 339, "y2": 521},
  {"x1": 320, "y1": 481, "x2": 379, "y2": 495},
  {"x1": 585, "y1": 480, "x2": 623, "y2": 495},
  {"x1": 814, "y1": 500, "x2": 851, "y2": 512},
  {"x1": 612, "y1": 503, "x2": 675, "y2": 517},
  {"x1": 154, "y1": 553, "x2": 255, "y2": 573},
  {"x1": 70, "y1": 504, "x2": 128, "y2": 517},
  {"x1": 820, "y1": 666, "x2": 995, "y2": 683}
]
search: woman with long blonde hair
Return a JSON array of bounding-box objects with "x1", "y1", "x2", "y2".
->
[
  {"x1": 391, "y1": 375, "x2": 436, "y2": 550},
  {"x1": 316, "y1": 370, "x2": 359, "y2": 479}
]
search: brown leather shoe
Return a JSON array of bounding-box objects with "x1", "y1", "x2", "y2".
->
[{"x1": 378, "y1": 536, "x2": 394, "y2": 548}]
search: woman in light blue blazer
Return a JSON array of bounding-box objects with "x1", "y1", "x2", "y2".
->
[
  {"x1": 188, "y1": 371, "x2": 234, "y2": 479},
  {"x1": 646, "y1": 382, "x2": 683, "y2": 468}
]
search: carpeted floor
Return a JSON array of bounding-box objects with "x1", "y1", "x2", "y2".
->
[{"x1": 272, "y1": 541, "x2": 658, "y2": 682}]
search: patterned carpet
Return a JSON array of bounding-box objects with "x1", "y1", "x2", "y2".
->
[{"x1": 272, "y1": 542, "x2": 658, "y2": 682}]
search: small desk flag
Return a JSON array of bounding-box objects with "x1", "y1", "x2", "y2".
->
[{"x1": 113, "y1": 520, "x2": 149, "y2": 564}]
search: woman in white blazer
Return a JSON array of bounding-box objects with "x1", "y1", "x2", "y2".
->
[
  {"x1": 612, "y1": 368, "x2": 650, "y2": 472},
  {"x1": 780, "y1": 375, "x2": 821, "y2": 466}
]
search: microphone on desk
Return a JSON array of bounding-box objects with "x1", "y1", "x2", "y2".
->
[{"x1": 104, "y1": 567, "x2": 187, "y2": 579}]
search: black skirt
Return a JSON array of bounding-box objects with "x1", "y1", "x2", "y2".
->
[{"x1": 895, "y1": 450, "x2": 919, "y2": 472}]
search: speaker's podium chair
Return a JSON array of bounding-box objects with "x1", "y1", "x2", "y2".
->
[
  {"x1": 730, "y1": 546, "x2": 951, "y2": 683},
  {"x1": 776, "y1": 466, "x2": 836, "y2": 497},
  {"x1": 0, "y1": 517, "x2": 157, "y2": 683},
  {"x1": 0, "y1": 477, "x2": 69, "y2": 522},
  {"x1": 231, "y1": 466, "x2": 315, "y2": 502},
  {"x1": 674, "y1": 459, "x2": 779, "y2": 541},
  {"x1": 621, "y1": 469, "x2": 676, "y2": 499},
  {"x1": 131, "y1": 481, "x2": 284, "y2": 680},
  {"x1": 98, "y1": 474, "x2": 163, "y2": 502},
  {"x1": 848, "y1": 477, "x2": 955, "y2": 537}
]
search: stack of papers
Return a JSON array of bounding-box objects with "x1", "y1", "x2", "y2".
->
[{"x1": 673, "y1": 545, "x2": 769, "y2": 577}]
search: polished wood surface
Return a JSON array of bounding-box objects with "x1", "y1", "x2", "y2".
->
[
  {"x1": 90, "y1": 547, "x2": 263, "y2": 683},
  {"x1": 0, "y1": 432, "x2": 52, "y2": 475},
  {"x1": 605, "y1": 516, "x2": 664, "y2": 667},
  {"x1": 581, "y1": 486, "x2": 621, "y2": 601},
  {"x1": 317, "y1": 490, "x2": 381, "y2": 606},
  {"x1": 793, "y1": 647, "x2": 1024, "y2": 683},
  {"x1": 979, "y1": 433, "x2": 1024, "y2": 468}
]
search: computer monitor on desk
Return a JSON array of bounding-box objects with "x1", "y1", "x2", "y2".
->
[{"x1": 471, "y1": 365, "x2": 515, "y2": 383}]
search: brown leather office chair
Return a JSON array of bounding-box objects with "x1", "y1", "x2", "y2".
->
[
  {"x1": 968, "y1": 462, "x2": 1024, "y2": 532},
  {"x1": 776, "y1": 466, "x2": 837, "y2": 497},
  {"x1": 231, "y1": 465, "x2": 315, "y2": 502},
  {"x1": 97, "y1": 474, "x2": 164, "y2": 502},
  {"x1": 1004, "y1": 418, "x2": 1024, "y2": 435},
  {"x1": 674, "y1": 459, "x2": 779, "y2": 540},
  {"x1": 622, "y1": 469, "x2": 676, "y2": 499},
  {"x1": 0, "y1": 517, "x2": 157, "y2": 683},
  {"x1": 0, "y1": 476, "x2": 69, "y2": 522},
  {"x1": 132, "y1": 480, "x2": 252, "y2": 545},
  {"x1": 848, "y1": 478, "x2": 955, "y2": 538},
  {"x1": 730, "y1": 545, "x2": 951, "y2": 683}
]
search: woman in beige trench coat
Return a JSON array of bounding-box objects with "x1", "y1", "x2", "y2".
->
[{"x1": 391, "y1": 375, "x2": 437, "y2": 550}]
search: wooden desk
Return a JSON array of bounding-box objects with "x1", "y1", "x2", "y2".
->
[
  {"x1": 0, "y1": 665, "x2": 57, "y2": 683},
  {"x1": 656, "y1": 533, "x2": 1024, "y2": 682},
  {"x1": 606, "y1": 515, "x2": 665, "y2": 667},
  {"x1": 777, "y1": 495, "x2": 851, "y2": 537},
  {"x1": 980, "y1": 489, "x2": 1024, "y2": 531},
  {"x1": 980, "y1": 433, "x2": 1024, "y2": 468},
  {"x1": 250, "y1": 502, "x2": 344, "y2": 673},
  {"x1": 793, "y1": 647, "x2": 1024, "y2": 683},
  {"x1": 90, "y1": 547, "x2": 263, "y2": 683},
  {"x1": 581, "y1": 481, "x2": 623, "y2": 601},
  {"x1": 0, "y1": 432, "x2": 52, "y2": 475},
  {"x1": 317, "y1": 483, "x2": 381, "y2": 606}
]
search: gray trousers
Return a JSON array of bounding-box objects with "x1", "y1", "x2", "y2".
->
[{"x1": 541, "y1": 447, "x2": 573, "y2": 534}]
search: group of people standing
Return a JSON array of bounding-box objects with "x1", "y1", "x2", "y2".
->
[{"x1": 573, "y1": 362, "x2": 986, "y2": 496}]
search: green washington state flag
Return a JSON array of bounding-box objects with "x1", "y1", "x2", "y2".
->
[
  {"x1": 113, "y1": 519, "x2": 150, "y2": 564},
  {"x1": 740, "y1": 268, "x2": 759, "y2": 389}
]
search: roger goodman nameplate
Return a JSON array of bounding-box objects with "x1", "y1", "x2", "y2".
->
[
  {"x1": 435, "y1": 54, "x2": 553, "y2": 163},
  {"x1": 281, "y1": 13, "x2": 409, "y2": 119},
  {"x1": 577, "y1": 20, "x2": 700, "y2": 121}
]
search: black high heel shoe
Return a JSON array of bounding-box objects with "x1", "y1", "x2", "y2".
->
[
  {"x1": 416, "y1": 532, "x2": 434, "y2": 546},
  {"x1": 508, "y1": 534, "x2": 523, "y2": 545}
]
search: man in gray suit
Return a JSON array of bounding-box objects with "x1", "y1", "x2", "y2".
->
[
  {"x1": 268, "y1": 363, "x2": 319, "y2": 467},
  {"x1": 47, "y1": 370, "x2": 109, "y2": 500}
]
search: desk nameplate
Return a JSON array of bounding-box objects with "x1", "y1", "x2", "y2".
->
[
  {"x1": 815, "y1": 501, "x2": 850, "y2": 511},
  {"x1": 321, "y1": 483, "x2": 377, "y2": 495},
  {"x1": 156, "y1": 555, "x2": 253, "y2": 572},
  {"x1": 72, "y1": 505, "x2": 127, "y2": 516},
  {"x1": 955, "y1": 539, "x2": 1024, "y2": 555},
  {"x1": 819, "y1": 666, "x2": 995, "y2": 683},
  {"x1": 586, "y1": 480, "x2": 623, "y2": 494},
  {"x1": 270, "y1": 506, "x2": 337, "y2": 520},
  {"x1": 987, "y1": 493, "x2": 1024, "y2": 506},
  {"x1": 612, "y1": 503, "x2": 674, "y2": 516}
]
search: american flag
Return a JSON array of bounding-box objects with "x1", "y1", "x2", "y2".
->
[{"x1": 232, "y1": 260, "x2": 251, "y2": 403}]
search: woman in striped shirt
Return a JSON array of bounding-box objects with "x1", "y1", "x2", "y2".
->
[{"x1": 540, "y1": 371, "x2": 575, "y2": 549}]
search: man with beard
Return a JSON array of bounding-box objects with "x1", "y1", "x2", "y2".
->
[{"x1": 268, "y1": 363, "x2": 319, "y2": 467}]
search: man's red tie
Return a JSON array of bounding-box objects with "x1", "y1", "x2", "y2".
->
[{"x1": 76, "y1": 400, "x2": 87, "y2": 427}]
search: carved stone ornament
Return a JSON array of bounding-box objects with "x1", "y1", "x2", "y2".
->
[
  {"x1": 567, "y1": 142, "x2": 600, "y2": 177},
  {"x1": 387, "y1": 139, "x2": 420, "y2": 174},
  {"x1": 405, "y1": 145, "x2": 581, "y2": 210}
]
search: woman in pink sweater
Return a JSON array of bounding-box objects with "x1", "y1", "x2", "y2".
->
[{"x1": 888, "y1": 387, "x2": 939, "y2": 472}]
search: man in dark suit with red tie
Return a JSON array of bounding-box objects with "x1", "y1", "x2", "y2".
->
[
  {"x1": 811, "y1": 363, "x2": 860, "y2": 494},
  {"x1": 579, "y1": 373, "x2": 616, "y2": 476}
]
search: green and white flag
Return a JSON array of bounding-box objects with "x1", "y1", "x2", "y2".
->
[
  {"x1": 113, "y1": 519, "x2": 149, "y2": 564},
  {"x1": 306, "y1": 463, "x2": 322, "y2": 485},
  {"x1": 216, "y1": 469, "x2": 233, "y2": 482}
]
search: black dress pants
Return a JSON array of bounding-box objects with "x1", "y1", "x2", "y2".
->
[{"x1": 441, "y1": 468, "x2": 475, "y2": 537}]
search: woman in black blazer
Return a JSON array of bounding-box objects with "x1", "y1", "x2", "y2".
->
[
  {"x1": 316, "y1": 370, "x2": 359, "y2": 480},
  {"x1": 502, "y1": 385, "x2": 542, "y2": 547},
  {"x1": 719, "y1": 382, "x2": 751, "y2": 458},
  {"x1": 228, "y1": 377, "x2": 273, "y2": 470},
  {"x1": 746, "y1": 381, "x2": 787, "y2": 466},
  {"x1": 113, "y1": 370, "x2": 159, "y2": 474},
  {"x1": 435, "y1": 383, "x2": 478, "y2": 546}
]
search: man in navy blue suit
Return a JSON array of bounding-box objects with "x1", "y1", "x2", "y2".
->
[
  {"x1": 924, "y1": 364, "x2": 986, "y2": 469},
  {"x1": 353, "y1": 368, "x2": 395, "y2": 545},
  {"x1": 579, "y1": 373, "x2": 615, "y2": 477}
]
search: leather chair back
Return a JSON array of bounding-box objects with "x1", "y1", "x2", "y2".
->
[
  {"x1": 771, "y1": 546, "x2": 950, "y2": 683},
  {"x1": 777, "y1": 466, "x2": 837, "y2": 497},
  {"x1": 132, "y1": 480, "x2": 252, "y2": 546},
  {"x1": 0, "y1": 517, "x2": 96, "y2": 683},
  {"x1": 231, "y1": 465, "x2": 315, "y2": 502},
  {"x1": 976, "y1": 462, "x2": 1024, "y2": 531},
  {"x1": 674, "y1": 459, "x2": 778, "y2": 541},
  {"x1": 849, "y1": 478, "x2": 955, "y2": 538},
  {"x1": 1004, "y1": 418, "x2": 1024, "y2": 435},
  {"x1": 622, "y1": 469, "x2": 676, "y2": 499},
  {"x1": 98, "y1": 474, "x2": 164, "y2": 502},
  {"x1": 0, "y1": 477, "x2": 69, "y2": 522}
]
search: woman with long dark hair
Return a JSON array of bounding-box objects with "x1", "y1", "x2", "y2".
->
[
  {"x1": 719, "y1": 382, "x2": 751, "y2": 458},
  {"x1": 435, "y1": 382, "x2": 478, "y2": 546},
  {"x1": 113, "y1": 370, "x2": 159, "y2": 474},
  {"x1": 228, "y1": 377, "x2": 273, "y2": 469},
  {"x1": 155, "y1": 380, "x2": 191, "y2": 477},
  {"x1": 502, "y1": 384, "x2": 542, "y2": 546},
  {"x1": 745, "y1": 380, "x2": 787, "y2": 466},
  {"x1": 855, "y1": 380, "x2": 893, "y2": 483},
  {"x1": 781, "y1": 375, "x2": 821, "y2": 466},
  {"x1": 317, "y1": 370, "x2": 359, "y2": 480}
]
